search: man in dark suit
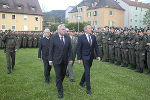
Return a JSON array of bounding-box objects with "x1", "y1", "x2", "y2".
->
[
  {"x1": 38, "y1": 28, "x2": 52, "y2": 84},
  {"x1": 77, "y1": 24, "x2": 101, "y2": 95},
  {"x1": 49, "y1": 24, "x2": 73, "y2": 98}
]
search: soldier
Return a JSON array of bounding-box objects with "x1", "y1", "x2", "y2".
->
[
  {"x1": 27, "y1": 33, "x2": 33, "y2": 48},
  {"x1": 128, "y1": 29, "x2": 136, "y2": 70},
  {"x1": 2, "y1": 30, "x2": 19, "y2": 74},
  {"x1": 145, "y1": 29, "x2": 150, "y2": 74},
  {"x1": 135, "y1": 30, "x2": 146, "y2": 73},
  {"x1": 121, "y1": 29, "x2": 129, "y2": 67},
  {"x1": 108, "y1": 28, "x2": 115, "y2": 63},
  {"x1": 0, "y1": 32, "x2": 2, "y2": 49},
  {"x1": 66, "y1": 30, "x2": 78, "y2": 82},
  {"x1": 114, "y1": 29, "x2": 121, "y2": 65},
  {"x1": 22, "y1": 32, "x2": 28, "y2": 48},
  {"x1": 96, "y1": 28, "x2": 103, "y2": 59},
  {"x1": 33, "y1": 34, "x2": 38, "y2": 48},
  {"x1": 102, "y1": 26, "x2": 109, "y2": 62}
]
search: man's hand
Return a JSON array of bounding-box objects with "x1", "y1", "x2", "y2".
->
[
  {"x1": 78, "y1": 60, "x2": 82, "y2": 64},
  {"x1": 69, "y1": 61, "x2": 73, "y2": 65},
  {"x1": 38, "y1": 58, "x2": 42, "y2": 61},
  {"x1": 49, "y1": 61, "x2": 53, "y2": 66},
  {"x1": 97, "y1": 57, "x2": 101, "y2": 62}
]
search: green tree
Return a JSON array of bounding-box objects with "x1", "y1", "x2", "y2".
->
[
  {"x1": 143, "y1": 9, "x2": 150, "y2": 26},
  {"x1": 49, "y1": 16, "x2": 55, "y2": 23}
]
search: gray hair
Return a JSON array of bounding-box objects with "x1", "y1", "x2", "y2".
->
[
  {"x1": 58, "y1": 24, "x2": 65, "y2": 30},
  {"x1": 44, "y1": 28, "x2": 50, "y2": 32},
  {"x1": 84, "y1": 24, "x2": 92, "y2": 31}
]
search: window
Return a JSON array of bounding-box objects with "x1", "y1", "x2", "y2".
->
[
  {"x1": 24, "y1": 15, "x2": 28, "y2": 20},
  {"x1": 95, "y1": 20, "x2": 97, "y2": 25},
  {"x1": 2, "y1": 24, "x2": 6, "y2": 30},
  {"x1": 32, "y1": 7, "x2": 35, "y2": 11},
  {"x1": 93, "y1": 11, "x2": 97, "y2": 16},
  {"x1": 35, "y1": 16, "x2": 38, "y2": 21},
  {"x1": 2, "y1": 14, "x2": 5, "y2": 19},
  {"x1": 130, "y1": 19, "x2": 132, "y2": 22},
  {"x1": 81, "y1": 8, "x2": 83, "y2": 12},
  {"x1": 24, "y1": 25, "x2": 28, "y2": 31},
  {"x1": 109, "y1": 11, "x2": 113, "y2": 16},
  {"x1": 12, "y1": 25, "x2": 16, "y2": 30},
  {"x1": 72, "y1": 14, "x2": 76, "y2": 19},
  {"x1": 3, "y1": 4, "x2": 7, "y2": 8},
  {"x1": 93, "y1": 21, "x2": 95, "y2": 25},
  {"x1": 108, "y1": 20, "x2": 114, "y2": 26},
  {"x1": 135, "y1": 15, "x2": 137, "y2": 17},
  {"x1": 35, "y1": 26, "x2": 38, "y2": 30},
  {"x1": 135, "y1": 20, "x2": 137, "y2": 22},
  {"x1": 12, "y1": 15, "x2": 15, "y2": 19},
  {"x1": 18, "y1": 6, "x2": 22, "y2": 10}
]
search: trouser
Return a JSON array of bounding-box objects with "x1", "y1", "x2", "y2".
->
[
  {"x1": 43, "y1": 59, "x2": 52, "y2": 81},
  {"x1": 80, "y1": 58, "x2": 93, "y2": 91},
  {"x1": 54, "y1": 61, "x2": 67, "y2": 93},
  {"x1": 109, "y1": 45, "x2": 115, "y2": 62},
  {"x1": 147, "y1": 52, "x2": 150, "y2": 69},
  {"x1": 103, "y1": 43, "x2": 109, "y2": 60},
  {"x1": 115, "y1": 47, "x2": 121, "y2": 62},
  {"x1": 66, "y1": 61, "x2": 74, "y2": 80},
  {"x1": 136, "y1": 51, "x2": 145, "y2": 69},
  {"x1": 6, "y1": 51, "x2": 15, "y2": 70},
  {"x1": 122, "y1": 49, "x2": 129, "y2": 65},
  {"x1": 128, "y1": 48, "x2": 136, "y2": 66},
  {"x1": 98, "y1": 45, "x2": 103, "y2": 58}
]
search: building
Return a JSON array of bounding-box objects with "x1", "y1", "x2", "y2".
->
[
  {"x1": 0, "y1": 0, "x2": 43, "y2": 31},
  {"x1": 65, "y1": 6, "x2": 75, "y2": 23},
  {"x1": 68, "y1": 0, "x2": 125, "y2": 28},
  {"x1": 119, "y1": 0, "x2": 150, "y2": 28}
]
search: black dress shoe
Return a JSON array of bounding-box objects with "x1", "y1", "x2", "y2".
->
[
  {"x1": 79, "y1": 83, "x2": 85, "y2": 87},
  {"x1": 12, "y1": 67, "x2": 14, "y2": 71},
  {"x1": 45, "y1": 80, "x2": 49, "y2": 84},
  {"x1": 70, "y1": 79, "x2": 75, "y2": 82},
  {"x1": 86, "y1": 90, "x2": 92, "y2": 95},
  {"x1": 8, "y1": 70, "x2": 11, "y2": 74},
  {"x1": 58, "y1": 93, "x2": 63, "y2": 98}
]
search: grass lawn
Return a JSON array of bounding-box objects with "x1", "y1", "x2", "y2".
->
[{"x1": 0, "y1": 48, "x2": 150, "y2": 100}]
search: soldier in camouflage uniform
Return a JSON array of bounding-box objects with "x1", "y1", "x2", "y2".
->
[
  {"x1": 2, "y1": 30, "x2": 19, "y2": 74},
  {"x1": 108, "y1": 28, "x2": 115, "y2": 63},
  {"x1": 135, "y1": 30, "x2": 146, "y2": 73},
  {"x1": 146, "y1": 29, "x2": 150, "y2": 74},
  {"x1": 22, "y1": 32, "x2": 28, "y2": 48},
  {"x1": 27, "y1": 33, "x2": 33, "y2": 48}
]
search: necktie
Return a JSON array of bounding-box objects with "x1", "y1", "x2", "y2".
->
[
  {"x1": 61, "y1": 36, "x2": 64, "y2": 47},
  {"x1": 89, "y1": 35, "x2": 91, "y2": 46}
]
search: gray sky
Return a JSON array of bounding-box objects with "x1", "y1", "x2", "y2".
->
[{"x1": 38, "y1": 0, "x2": 150, "y2": 12}]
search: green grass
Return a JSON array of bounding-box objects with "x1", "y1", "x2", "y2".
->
[{"x1": 0, "y1": 48, "x2": 150, "y2": 100}]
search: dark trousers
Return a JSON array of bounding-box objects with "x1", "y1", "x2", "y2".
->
[
  {"x1": 43, "y1": 59, "x2": 52, "y2": 82},
  {"x1": 6, "y1": 51, "x2": 15, "y2": 70},
  {"x1": 54, "y1": 61, "x2": 67, "y2": 93},
  {"x1": 81, "y1": 58, "x2": 93, "y2": 90}
]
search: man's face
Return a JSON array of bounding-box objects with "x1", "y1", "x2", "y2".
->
[
  {"x1": 45, "y1": 30, "x2": 50, "y2": 37},
  {"x1": 85, "y1": 25, "x2": 92, "y2": 34},
  {"x1": 58, "y1": 26, "x2": 66, "y2": 36}
]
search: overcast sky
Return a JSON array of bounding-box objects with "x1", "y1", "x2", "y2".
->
[{"x1": 38, "y1": 0, "x2": 150, "y2": 12}]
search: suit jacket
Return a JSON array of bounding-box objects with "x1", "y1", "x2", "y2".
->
[
  {"x1": 38, "y1": 37, "x2": 50, "y2": 60},
  {"x1": 77, "y1": 33, "x2": 100, "y2": 60},
  {"x1": 49, "y1": 33, "x2": 73, "y2": 64}
]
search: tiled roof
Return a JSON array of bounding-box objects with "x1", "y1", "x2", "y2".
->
[
  {"x1": 69, "y1": 0, "x2": 124, "y2": 13},
  {"x1": 0, "y1": 0, "x2": 43, "y2": 15},
  {"x1": 123, "y1": 0, "x2": 150, "y2": 8}
]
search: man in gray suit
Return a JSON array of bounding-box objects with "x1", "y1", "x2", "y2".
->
[{"x1": 66, "y1": 30, "x2": 78, "y2": 82}]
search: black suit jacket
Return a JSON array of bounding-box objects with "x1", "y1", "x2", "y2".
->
[
  {"x1": 38, "y1": 37, "x2": 50, "y2": 60},
  {"x1": 77, "y1": 33, "x2": 100, "y2": 60},
  {"x1": 49, "y1": 33, "x2": 73, "y2": 64}
]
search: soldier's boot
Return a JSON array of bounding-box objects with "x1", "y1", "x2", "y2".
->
[
  {"x1": 124, "y1": 64, "x2": 128, "y2": 67},
  {"x1": 139, "y1": 68, "x2": 143, "y2": 73},
  {"x1": 8, "y1": 68, "x2": 11, "y2": 74},
  {"x1": 115, "y1": 61, "x2": 121, "y2": 66},
  {"x1": 12, "y1": 66, "x2": 14, "y2": 71},
  {"x1": 110, "y1": 60, "x2": 114, "y2": 64},
  {"x1": 121, "y1": 63, "x2": 126, "y2": 67},
  {"x1": 146, "y1": 69, "x2": 150, "y2": 74},
  {"x1": 129, "y1": 65, "x2": 136, "y2": 70},
  {"x1": 103, "y1": 59, "x2": 109, "y2": 62}
]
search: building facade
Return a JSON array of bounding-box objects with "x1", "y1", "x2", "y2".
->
[
  {"x1": 68, "y1": 0, "x2": 125, "y2": 28},
  {"x1": 0, "y1": 0, "x2": 43, "y2": 31}
]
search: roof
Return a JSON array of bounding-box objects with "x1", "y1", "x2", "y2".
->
[
  {"x1": 0, "y1": 0, "x2": 43, "y2": 16},
  {"x1": 69, "y1": 0, "x2": 124, "y2": 13},
  {"x1": 123, "y1": 0, "x2": 150, "y2": 9}
]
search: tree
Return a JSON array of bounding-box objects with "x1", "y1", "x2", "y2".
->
[
  {"x1": 143, "y1": 9, "x2": 150, "y2": 26},
  {"x1": 66, "y1": 22, "x2": 88, "y2": 32}
]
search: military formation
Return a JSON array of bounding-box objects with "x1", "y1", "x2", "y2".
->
[
  {"x1": 95, "y1": 26, "x2": 150, "y2": 74},
  {"x1": 0, "y1": 30, "x2": 43, "y2": 49}
]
